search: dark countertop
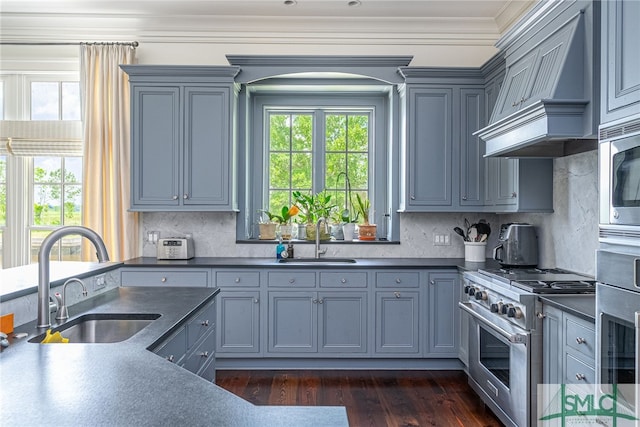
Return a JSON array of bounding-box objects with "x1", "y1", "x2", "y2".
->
[
  {"x1": 0, "y1": 287, "x2": 348, "y2": 426},
  {"x1": 124, "y1": 256, "x2": 501, "y2": 271},
  {"x1": 538, "y1": 294, "x2": 596, "y2": 322}
]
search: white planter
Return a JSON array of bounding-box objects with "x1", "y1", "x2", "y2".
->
[{"x1": 342, "y1": 223, "x2": 356, "y2": 240}]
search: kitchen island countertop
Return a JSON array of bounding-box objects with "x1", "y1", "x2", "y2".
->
[{"x1": 0, "y1": 286, "x2": 348, "y2": 427}]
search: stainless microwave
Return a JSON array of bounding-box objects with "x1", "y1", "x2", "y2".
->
[{"x1": 600, "y1": 132, "x2": 640, "y2": 229}]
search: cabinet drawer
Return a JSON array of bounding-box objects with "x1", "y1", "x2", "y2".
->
[
  {"x1": 565, "y1": 353, "x2": 595, "y2": 385},
  {"x1": 187, "y1": 302, "x2": 216, "y2": 349},
  {"x1": 154, "y1": 327, "x2": 187, "y2": 364},
  {"x1": 267, "y1": 271, "x2": 316, "y2": 288},
  {"x1": 320, "y1": 272, "x2": 367, "y2": 288},
  {"x1": 375, "y1": 272, "x2": 420, "y2": 288},
  {"x1": 216, "y1": 271, "x2": 260, "y2": 287},
  {"x1": 183, "y1": 330, "x2": 215, "y2": 374},
  {"x1": 565, "y1": 316, "x2": 595, "y2": 360},
  {"x1": 121, "y1": 269, "x2": 209, "y2": 287},
  {"x1": 198, "y1": 355, "x2": 216, "y2": 382}
]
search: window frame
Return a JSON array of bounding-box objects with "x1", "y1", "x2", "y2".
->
[{"x1": 238, "y1": 83, "x2": 398, "y2": 242}]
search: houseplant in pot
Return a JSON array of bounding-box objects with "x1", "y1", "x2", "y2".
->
[
  {"x1": 259, "y1": 205, "x2": 299, "y2": 240},
  {"x1": 334, "y1": 172, "x2": 359, "y2": 241},
  {"x1": 293, "y1": 190, "x2": 335, "y2": 241},
  {"x1": 355, "y1": 193, "x2": 376, "y2": 240}
]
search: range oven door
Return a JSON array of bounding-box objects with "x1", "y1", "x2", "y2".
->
[
  {"x1": 459, "y1": 302, "x2": 532, "y2": 427},
  {"x1": 596, "y1": 283, "x2": 640, "y2": 425}
]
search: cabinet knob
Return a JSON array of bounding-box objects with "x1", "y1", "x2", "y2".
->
[
  {"x1": 253, "y1": 298, "x2": 259, "y2": 303},
  {"x1": 161, "y1": 277, "x2": 167, "y2": 283},
  {"x1": 341, "y1": 278, "x2": 347, "y2": 284},
  {"x1": 511, "y1": 192, "x2": 517, "y2": 198},
  {"x1": 289, "y1": 278, "x2": 295, "y2": 284},
  {"x1": 166, "y1": 355, "x2": 175, "y2": 363},
  {"x1": 575, "y1": 373, "x2": 586, "y2": 381},
  {"x1": 537, "y1": 312, "x2": 546, "y2": 319},
  {"x1": 312, "y1": 298, "x2": 318, "y2": 304},
  {"x1": 430, "y1": 280, "x2": 435, "y2": 285},
  {"x1": 318, "y1": 298, "x2": 324, "y2": 304},
  {"x1": 172, "y1": 195, "x2": 178, "y2": 200},
  {"x1": 410, "y1": 195, "x2": 416, "y2": 200},
  {"x1": 395, "y1": 278, "x2": 401, "y2": 284},
  {"x1": 183, "y1": 193, "x2": 189, "y2": 199},
  {"x1": 200, "y1": 351, "x2": 209, "y2": 358},
  {"x1": 394, "y1": 292, "x2": 401, "y2": 298},
  {"x1": 201, "y1": 320, "x2": 209, "y2": 327},
  {"x1": 235, "y1": 277, "x2": 240, "y2": 283},
  {"x1": 462, "y1": 196, "x2": 467, "y2": 201},
  {"x1": 576, "y1": 337, "x2": 586, "y2": 345}
]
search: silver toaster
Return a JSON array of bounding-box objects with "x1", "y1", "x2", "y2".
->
[{"x1": 157, "y1": 237, "x2": 195, "y2": 260}]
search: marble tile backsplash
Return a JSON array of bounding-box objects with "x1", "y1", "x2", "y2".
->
[{"x1": 142, "y1": 150, "x2": 599, "y2": 275}]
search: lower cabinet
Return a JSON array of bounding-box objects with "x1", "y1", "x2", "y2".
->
[
  {"x1": 153, "y1": 297, "x2": 217, "y2": 381},
  {"x1": 542, "y1": 304, "x2": 596, "y2": 392},
  {"x1": 216, "y1": 291, "x2": 260, "y2": 353},
  {"x1": 375, "y1": 290, "x2": 420, "y2": 354},
  {"x1": 427, "y1": 272, "x2": 460, "y2": 356},
  {"x1": 120, "y1": 267, "x2": 211, "y2": 287}
]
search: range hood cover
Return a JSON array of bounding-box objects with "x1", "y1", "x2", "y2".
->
[{"x1": 476, "y1": 6, "x2": 598, "y2": 158}]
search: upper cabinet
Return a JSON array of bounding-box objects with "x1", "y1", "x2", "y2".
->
[
  {"x1": 600, "y1": 0, "x2": 640, "y2": 124},
  {"x1": 121, "y1": 65, "x2": 240, "y2": 212}
]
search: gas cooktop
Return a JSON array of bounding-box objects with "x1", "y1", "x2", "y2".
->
[{"x1": 477, "y1": 267, "x2": 596, "y2": 294}]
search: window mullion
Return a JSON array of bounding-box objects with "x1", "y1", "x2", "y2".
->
[
  {"x1": 5, "y1": 157, "x2": 31, "y2": 267},
  {"x1": 313, "y1": 109, "x2": 325, "y2": 192}
]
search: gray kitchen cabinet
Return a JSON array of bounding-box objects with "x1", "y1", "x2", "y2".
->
[
  {"x1": 484, "y1": 158, "x2": 553, "y2": 212},
  {"x1": 426, "y1": 272, "x2": 459, "y2": 357},
  {"x1": 374, "y1": 271, "x2": 420, "y2": 354},
  {"x1": 214, "y1": 270, "x2": 261, "y2": 354},
  {"x1": 268, "y1": 291, "x2": 317, "y2": 353},
  {"x1": 120, "y1": 267, "x2": 211, "y2": 287},
  {"x1": 152, "y1": 298, "x2": 217, "y2": 382},
  {"x1": 542, "y1": 304, "x2": 596, "y2": 393},
  {"x1": 459, "y1": 88, "x2": 486, "y2": 207},
  {"x1": 458, "y1": 273, "x2": 469, "y2": 368},
  {"x1": 121, "y1": 65, "x2": 239, "y2": 211},
  {"x1": 601, "y1": 0, "x2": 640, "y2": 124}
]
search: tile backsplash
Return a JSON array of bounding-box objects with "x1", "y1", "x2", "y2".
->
[{"x1": 142, "y1": 150, "x2": 598, "y2": 275}]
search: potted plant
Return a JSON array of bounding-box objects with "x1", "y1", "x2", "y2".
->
[
  {"x1": 293, "y1": 190, "x2": 336, "y2": 241},
  {"x1": 334, "y1": 172, "x2": 360, "y2": 241},
  {"x1": 259, "y1": 205, "x2": 299, "y2": 240},
  {"x1": 354, "y1": 193, "x2": 376, "y2": 240}
]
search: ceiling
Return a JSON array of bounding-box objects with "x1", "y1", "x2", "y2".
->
[{"x1": 0, "y1": 0, "x2": 535, "y2": 47}]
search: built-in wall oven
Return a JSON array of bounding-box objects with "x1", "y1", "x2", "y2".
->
[{"x1": 596, "y1": 247, "x2": 640, "y2": 425}]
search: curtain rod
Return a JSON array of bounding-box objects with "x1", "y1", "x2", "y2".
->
[{"x1": 1, "y1": 41, "x2": 139, "y2": 47}]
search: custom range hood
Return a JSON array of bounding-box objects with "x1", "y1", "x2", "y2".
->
[{"x1": 476, "y1": 1, "x2": 599, "y2": 158}]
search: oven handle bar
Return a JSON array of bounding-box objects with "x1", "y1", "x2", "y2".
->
[{"x1": 458, "y1": 302, "x2": 527, "y2": 344}]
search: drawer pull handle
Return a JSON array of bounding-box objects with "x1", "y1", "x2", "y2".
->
[
  {"x1": 201, "y1": 320, "x2": 209, "y2": 327},
  {"x1": 235, "y1": 277, "x2": 240, "y2": 283},
  {"x1": 575, "y1": 373, "x2": 586, "y2": 381},
  {"x1": 394, "y1": 292, "x2": 401, "y2": 298},
  {"x1": 200, "y1": 351, "x2": 209, "y2": 358},
  {"x1": 289, "y1": 278, "x2": 295, "y2": 284},
  {"x1": 161, "y1": 277, "x2": 167, "y2": 283},
  {"x1": 166, "y1": 355, "x2": 175, "y2": 363},
  {"x1": 341, "y1": 278, "x2": 347, "y2": 284},
  {"x1": 576, "y1": 337, "x2": 586, "y2": 344},
  {"x1": 395, "y1": 278, "x2": 401, "y2": 284}
]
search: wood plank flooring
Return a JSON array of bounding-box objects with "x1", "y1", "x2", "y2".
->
[{"x1": 216, "y1": 370, "x2": 503, "y2": 427}]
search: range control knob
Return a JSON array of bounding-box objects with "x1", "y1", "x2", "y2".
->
[
  {"x1": 475, "y1": 291, "x2": 488, "y2": 301},
  {"x1": 501, "y1": 304, "x2": 512, "y2": 315},
  {"x1": 490, "y1": 302, "x2": 503, "y2": 313},
  {"x1": 464, "y1": 285, "x2": 471, "y2": 294},
  {"x1": 507, "y1": 306, "x2": 524, "y2": 319},
  {"x1": 468, "y1": 287, "x2": 476, "y2": 297}
]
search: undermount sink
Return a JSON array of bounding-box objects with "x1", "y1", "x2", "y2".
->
[
  {"x1": 29, "y1": 313, "x2": 161, "y2": 344},
  {"x1": 278, "y1": 258, "x2": 357, "y2": 264}
]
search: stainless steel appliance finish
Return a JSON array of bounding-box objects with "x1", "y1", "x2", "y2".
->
[
  {"x1": 596, "y1": 247, "x2": 640, "y2": 424},
  {"x1": 493, "y1": 223, "x2": 539, "y2": 267},
  {"x1": 461, "y1": 268, "x2": 596, "y2": 426},
  {"x1": 157, "y1": 237, "x2": 195, "y2": 260}
]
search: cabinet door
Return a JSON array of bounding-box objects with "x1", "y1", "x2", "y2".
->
[
  {"x1": 183, "y1": 86, "x2": 231, "y2": 207},
  {"x1": 131, "y1": 86, "x2": 180, "y2": 207},
  {"x1": 460, "y1": 89, "x2": 486, "y2": 206},
  {"x1": 268, "y1": 292, "x2": 317, "y2": 353},
  {"x1": 427, "y1": 273, "x2": 459, "y2": 356},
  {"x1": 407, "y1": 87, "x2": 453, "y2": 208},
  {"x1": 602, "y1": 0, "x2": 640, "y2": 122},
  {"x1": 375, "y1": 290, "x2": 420, "y2": 354},
  {"x1": 542, "y1": 305, "x2": 562, "y2": 385},
  {"x1": 490, "y1": 53, "x2": 536, "y2": 122},
  {"x1": 216, "y1": 291, "x2": 260, "y2": 353},
  {"x1": 495, "y1": 158, "x2": 518, "y2": 207},
  {"x1": 318, "y1": 292, "x2": 367, "y2": 353}
]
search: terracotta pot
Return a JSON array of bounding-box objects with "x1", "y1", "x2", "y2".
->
[
  {"x1": 259, "y1": 223, "x2": 277, "y2": 240},
  {"x1": 358, "y1": 224, "x2": 377, "y2": 241}
]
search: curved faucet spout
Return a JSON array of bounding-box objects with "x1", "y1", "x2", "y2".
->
[{"x1": 37, "y1": 226, "x2": 110, "y2": 329}]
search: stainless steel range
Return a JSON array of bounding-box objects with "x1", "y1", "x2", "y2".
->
[{"x1": 460, "y1": 268, "x2": 595, "y2": 427}]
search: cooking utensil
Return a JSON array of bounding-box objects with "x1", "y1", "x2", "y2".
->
[
  {"x1": 453, "y1": 227, "x2": 467, "y2": 241},
  {"x1": 475, "y1": 222, "x2": 491, "y2": 238},
  {"x1": 468, "y1": 225, "x2": 479, "y2": 241}
]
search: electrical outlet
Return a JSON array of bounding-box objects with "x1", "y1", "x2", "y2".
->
[
  {"x1": 433, "y1": 233, "x2": 451, "y2": 246},
  {"x1": 94, "y1": 274, "x2": 106, "y2": 291}
]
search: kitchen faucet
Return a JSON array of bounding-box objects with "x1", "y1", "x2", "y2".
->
[
  {"x1": 37, "y1": 226, "x2": 110, "y2": 328},
  {"x1": 315, "y1": 217, "x2": 328, "y2": 259},
  {"x1": 54, "y1": 278, "x2": 88, "y2": 321}
]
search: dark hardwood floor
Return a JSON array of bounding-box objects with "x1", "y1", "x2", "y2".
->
[{"x1": 216, "y1": 370, "x2": 503, "y2": 427}]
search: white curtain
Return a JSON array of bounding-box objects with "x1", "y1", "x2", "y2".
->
[{"x1": 80, "y1": 44, "x2": 138, "y2": 261}]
